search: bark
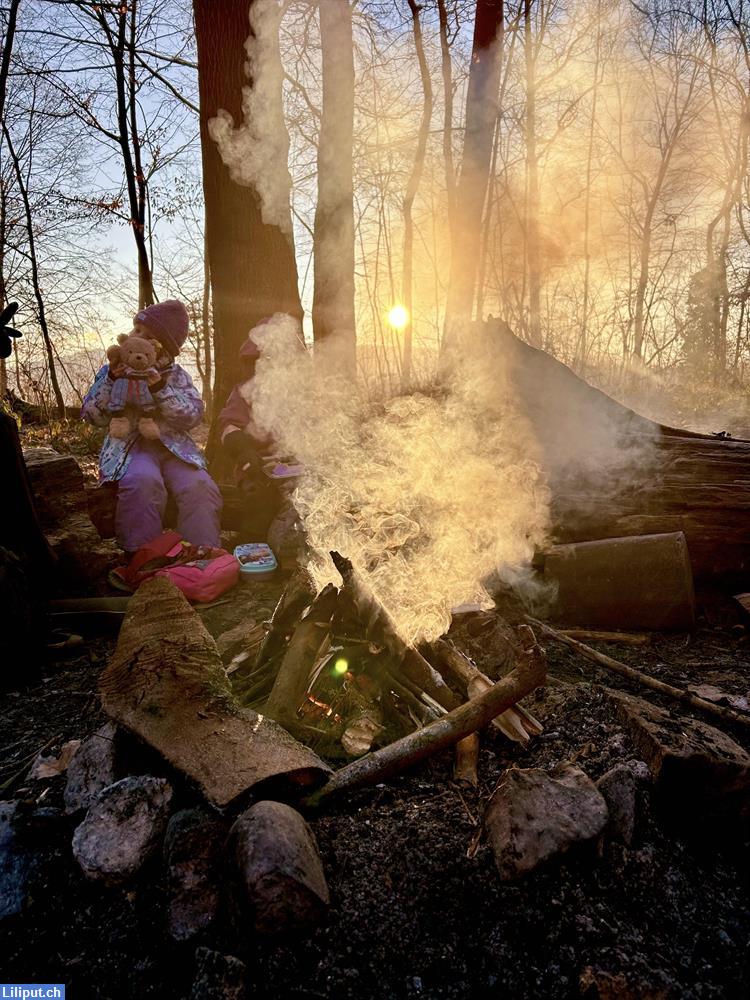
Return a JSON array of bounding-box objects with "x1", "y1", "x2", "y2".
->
[
  {"x1": 443, "y1": 0, "x2": 504, "y2": 350},
  {"x1": 312, "y1": 0, "x2": 356, "y2": 372},
  {"x1": 401, "y1": 0, "x2": 434, "y2": 386},
  {"x1": 193, "y1": 0, "x2": 303, "y2": 417},
  {"x1": 101, "y1": 577, "x2": 331, "y2": 809}
]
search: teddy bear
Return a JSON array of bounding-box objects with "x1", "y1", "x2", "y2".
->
[{"x1": 106, "y1": 333, "x2": 162, "y2": 441}]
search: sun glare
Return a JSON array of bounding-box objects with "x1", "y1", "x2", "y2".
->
[{"x1": 387, "y1": 304, "x2": 409, "y2": 330}]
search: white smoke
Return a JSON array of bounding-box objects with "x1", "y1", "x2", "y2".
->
[
  {"x1": 208, "y1": 0, "x2": 293, "y2": 234},
  {"x1": 248, "y1": 314, "x2": 552, "y2": 644}
]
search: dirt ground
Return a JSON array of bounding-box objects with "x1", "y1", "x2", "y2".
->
[{"x1": 1, "y1": 579, "x2": 749, "y2": 999}]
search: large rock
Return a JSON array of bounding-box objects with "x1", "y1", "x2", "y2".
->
[
  {"x1": 231, "y1": 800, "x2": 329, "y2": 934},
  {"x1": 100, "y1": 578, "x2": 331, "y2": 809},
  {"x1": 72, "y1": 775, "x2": 173, "y2": 884},
  {"x1": 190, "y1": 948, "x2": 246, "y2": 1000},
  {"x1": 484, "y1": 765, "x2": 609, "y2": 880},
  {"x1": 164, "y1": 808, "x2": 226, "y2": 942},
  {"x1": 0, "y1": 802, "x2": 34, "y2": 922},
  {"x1": 64, "y1": 722, "x2": 120, "y2": 814},
  {"x1": 608, "y1": 689, "x2": 750, "y2": 839}
]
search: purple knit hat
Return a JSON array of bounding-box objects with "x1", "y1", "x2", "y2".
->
[{"x1": 134, "y1": 300, "x2": 190, "y2": 357}]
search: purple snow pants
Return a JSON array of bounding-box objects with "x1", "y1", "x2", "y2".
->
[{"x1": 115, "y1": 440, "x2": 222, "y2": 553}]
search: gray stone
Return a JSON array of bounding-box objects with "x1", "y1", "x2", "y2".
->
[
  {"x1": 608, "y1": 689, "x2": 750, "y2": 840},
  {"x1": 164, "y1": 808, "x2": 226, "y2": 942},
  {"x1": 484, "y1": 764, "x2": 609, "y2": 880},
  {"x1": 64, "y1": 722, "x2": 119, "y2": 815},
  {"x1": 72, "y1": 775, "x2": 173, "y2": 884},
  {"x1": 190, "y1": 947, "x2": 246, "y2": 1000},
  {"x1": 597, "y1": 764, "x2": 638, "y2": 845},
  {"x1": 0, "y1": 802, "x2": 33, "y2": 922},
  {"x1": 231, "y1": 799, "x2": 329, "y2": 934}
]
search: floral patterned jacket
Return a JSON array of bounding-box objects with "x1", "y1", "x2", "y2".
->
[{"x1": 81, "y1": 363, "x2": 206, "y2": 482}]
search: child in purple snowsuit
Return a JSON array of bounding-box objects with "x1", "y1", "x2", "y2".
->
[{"x1": 82, "y1": 300, "x2": 222, "y2": 554}]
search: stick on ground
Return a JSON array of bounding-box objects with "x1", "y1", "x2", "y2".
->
[{"x1": 527, "y1": 617, "x2": 750, "y2": 730}]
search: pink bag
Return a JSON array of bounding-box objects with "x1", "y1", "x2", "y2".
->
[
  {"x1": 113, "y1": 531, "x2": 240, "y2": 602},
  {"x1": 154, "y1": 549, "x2": 240, "y2": 603}
]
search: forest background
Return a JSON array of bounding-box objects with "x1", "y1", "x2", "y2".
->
[{"x1": 2, "y1": 0, "x2": 750, "y2": 435}]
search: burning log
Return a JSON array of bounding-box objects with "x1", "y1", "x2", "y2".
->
[
  {"x1": 100, "y1": 577, "x2": 331, "y2": 809},
  {"x1": 330, "y1": 551, "x2": 460, "y2": 712},
  {"x1": 264, "y1": 584, "x2": 339, "y2": 728},
  {"x1": 528, "y1": 618, "x2": 750, "y2": 731},
  {"x1": 303, "y1": 625, "x2": 546, "y2": 805}
]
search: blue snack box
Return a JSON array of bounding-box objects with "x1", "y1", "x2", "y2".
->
[{"x1": 234, "y1": 543, "x2": 278, "y2": 580}]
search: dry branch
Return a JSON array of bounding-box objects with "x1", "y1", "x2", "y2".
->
[
  {"x1": 303, "y1": 628, "x2": 546, "y2": 806},
  {"x1": 527, "y1": 617, "x2": 750, "y2": 730}
]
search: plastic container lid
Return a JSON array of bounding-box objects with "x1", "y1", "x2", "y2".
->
[{"x1": 234, "y1": 543, "x2": 278, "y2": 580}]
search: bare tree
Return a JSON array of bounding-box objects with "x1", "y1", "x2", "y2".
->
[{"x1": 312, "y1": 0, "x2": 356, "y2": 370}]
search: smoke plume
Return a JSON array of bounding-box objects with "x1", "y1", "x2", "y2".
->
[
  {"x1": 246, "y1": 314, "x2": 552, "y2": 644},
  {"x1": 209, "y1": 0, "x2": 293, "y2": 234}
]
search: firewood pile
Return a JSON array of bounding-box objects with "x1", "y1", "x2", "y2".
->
[{"x1": 226, "y1": 552, "x2": 545, "y2": 777}]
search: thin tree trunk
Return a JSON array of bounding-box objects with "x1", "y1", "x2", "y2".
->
[
  {"x1": 0, "y1": 0, "x2": 21, "y2": 127},
  {"x1": 312, "y1": 0, "x2": 356, "y2": 372},
  {"x1": 2, "y1": 122, "x2": 66, "y2": 417},
  {"x1": 201, "y1": 224, "x2": 213, "y2": 418},
  {"x1": 578, "y1": 0, "x2": 601, "y2": 370},
  {"x1": 443, "y1": 0, "x2": 504, "y2": 352},
  {"x1": 127, "y1": 0, "x2": 155, "y2": 307},
  {"x1": 437, "y1": 0, "x2": 457, "y2": 239},
  {"x1": 524, "y1": 0, "x2": 541, "y2": 348},
  {"x1": 401, "y1": 0, "x2": 434, "y2": 386}
]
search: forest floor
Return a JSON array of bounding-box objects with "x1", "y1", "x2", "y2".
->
[{"x1": 1, "y1": 576, "x2": 749, "y2": 1000}]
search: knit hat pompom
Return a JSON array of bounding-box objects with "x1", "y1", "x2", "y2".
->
[{"x1": 134, "y1": 300, "x2": 190, "y2": 357}]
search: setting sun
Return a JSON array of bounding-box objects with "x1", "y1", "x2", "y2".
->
[{"x1": 387, "y1": 304, "x2": 409, "y2": 330}]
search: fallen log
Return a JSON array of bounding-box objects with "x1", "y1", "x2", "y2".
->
[
  {"x1": 303, "y1": 626, "x2": 546, "y2": 806},
  {"x1": 264, "y1": 584, "x2": 339, "y2": 727},
  {"x1": 527, "y1": 618, "x2": 750, "y2": 731},
  {"x1": 330, "y1": 551, "x2": 460, "y2": 711},
  {"x1": 481, "y1": 319, "x2": 750, "y2": 584},
  {"x1": 100, "y1": 577, "x2": 331, "y2": 809}
]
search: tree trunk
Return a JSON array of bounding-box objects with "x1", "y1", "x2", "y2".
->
[
  {"x1": 193, "y1": 0, "x2": 303, "y2": 419},
  {"x1": 443, "y1": 0, "x2": 504, "y2": 351},
  {"x1": 401, "y1": 0, "x2": 434, "y2": 385},
  {"x1": 2, "y1": 122, "x2": 66, "y2": 417},
  {"x1": 524, "y1": 0, "x2": 541, "y2": 348},
  {"x1": 312, "y1": 0, "x2": 356, "y2": 372}
]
